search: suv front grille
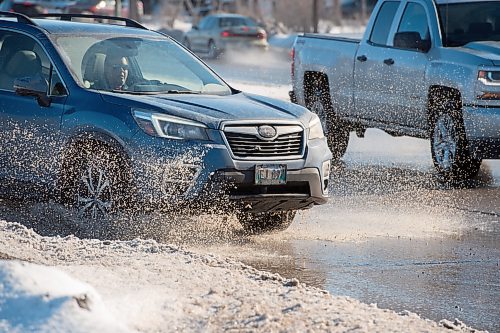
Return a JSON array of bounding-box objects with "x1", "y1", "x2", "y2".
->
[{"x1": 223, "y1": 125, "x2": 304, "y2": 159}]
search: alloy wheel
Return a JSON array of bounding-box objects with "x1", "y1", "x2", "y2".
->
[
  {"x1": 432, "y1": 114, "x2": 457, "y2": 171},
  {"x1": 76, "y1": 164, "x2": 113, "y2": 220}
]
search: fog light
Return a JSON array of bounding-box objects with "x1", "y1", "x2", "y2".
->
[
  {"x1": 322, "y1": 160, "x2": 331, "y2": 194},
  {"x1": 161, "y1": 164, "x2": 201, "y2": 197}
]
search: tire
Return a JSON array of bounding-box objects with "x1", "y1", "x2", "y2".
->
[
  {"x1": 306, "y1": 83, "x2": 349, "y2": 160},
  {"x1": 60, "y1": 144, "x2": 133, "y2": 220},
  {"x1": 238, "y1": 211, "x2": 296, "y2": 234},
  {"x1": 430, "y1": 96, "x2": 481, "y2": 182},
  {"x1": 207, "y1": 40, "x2": 218, "y2": 59}
]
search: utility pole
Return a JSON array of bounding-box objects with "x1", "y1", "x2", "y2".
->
[
  {"x1": 114, "y1": 0, "x2": 122, "y2": 17},
  {"x1": 313, "y1": 0, "x2": 318, "y2": 33},
  {"x1": 129, "y1": 0, "x2": 138, "y2": 20}
]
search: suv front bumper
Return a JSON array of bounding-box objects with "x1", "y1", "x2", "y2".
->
[{"x1": 128, "y1": 131, "x2": 332, "y2": 213}]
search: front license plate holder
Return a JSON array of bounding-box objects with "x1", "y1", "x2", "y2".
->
[{"x1": 255, "y1": 164, "x2": 287, "y2": 185}]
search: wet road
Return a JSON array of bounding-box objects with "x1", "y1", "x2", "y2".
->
[
  {"x1": 204, "y1": 53, "x2": 500, "y2": 332},
  {"x1": 0, "y1": 50, "x2": 498, "y2": 332}
]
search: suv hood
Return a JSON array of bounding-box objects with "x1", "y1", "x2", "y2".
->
[
  {"x1": 461, "y1": 41, "x2": 500, "y2": 66},
  {"x1": 101, "y1": 91, "x2": 312, "y2": 128}
]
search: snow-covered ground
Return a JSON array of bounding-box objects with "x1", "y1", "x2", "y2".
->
[{"x1": 0, "y1": 220, "x2": 480, "y2": 333}]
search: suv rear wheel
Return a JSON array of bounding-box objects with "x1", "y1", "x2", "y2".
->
[{"x1": 238, "y1": 211, "x2": 296, "y2": 234}]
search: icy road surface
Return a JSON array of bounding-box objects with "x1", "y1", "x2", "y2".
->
[{"x1": 0, "y1": 221, "x2": 480, "y2": 333}]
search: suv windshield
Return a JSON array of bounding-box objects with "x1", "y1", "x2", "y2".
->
[
  {"x1": 51, "y1": 34, "x2": 232, "y2": 95},
  {"x1": 438, "y1": 1, "x2": 500, "y2": 47}
]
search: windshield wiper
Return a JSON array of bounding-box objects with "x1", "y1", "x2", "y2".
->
[{"x1": 165, "y1": 90, "x2": 201, "y2": 94}]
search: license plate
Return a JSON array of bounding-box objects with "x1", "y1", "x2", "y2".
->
[{"x1": 255, "y1": 164, "x2": 287, "y2": 185}]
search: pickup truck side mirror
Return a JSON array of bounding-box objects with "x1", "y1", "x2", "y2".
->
[
  {"x1": 394, "y1": 31, "x2": 431, "y2": 53},
  {"x1": 14, "y1": 74, "x2": 51, "y2": 107}
]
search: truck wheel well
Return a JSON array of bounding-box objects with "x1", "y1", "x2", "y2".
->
[
  {"x1": 428, "y1": 86, "x2": 462, "y2": 118},
  {"x1": 303, "y1": 71, "x2": 329, "y2": 104}
]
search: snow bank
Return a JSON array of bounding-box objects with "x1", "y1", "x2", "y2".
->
[
  {"x1": 0, "y1": 260, "x2": 134, "y2": 333},
  {"x1": 0, "y1": 220, "x2": 481, "y2": 332}
]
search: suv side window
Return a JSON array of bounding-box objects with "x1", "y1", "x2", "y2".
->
[
  {"x1": 33, "y1": 43, "x2": 67, "y2": 96},
  {"x1": 369, "y1": 1, "x2": 400, "y2": 45},
  {"x1": 0, "y1": 31, "x2": 66, "y2": 95},
  {"x1": 397, "y1": 3, "x2": 430, "y2": 44}
]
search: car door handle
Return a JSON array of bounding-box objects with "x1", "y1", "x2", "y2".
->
[
  {"x1": 383, "y1": 58, "x2": 395, "y2": 65},
  {"x1": 356, "y1": 55, "x2": 367, "y2": 62}
]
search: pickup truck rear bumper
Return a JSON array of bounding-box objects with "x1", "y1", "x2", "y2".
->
[{"x1": 463, "y1": 105, "x2": 500, "y2": 159}]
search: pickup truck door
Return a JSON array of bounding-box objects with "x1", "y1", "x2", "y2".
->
[
  {"x1": 381, "y1": 1, "x2": 431, "y2": 129},
  {"x1": 353, "y1": 1, "x2": 401, "y2": 123}
]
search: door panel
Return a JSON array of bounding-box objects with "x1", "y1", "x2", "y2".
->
[{"x1": 0, "y1": 31, "x2": 67, "y2": 189}]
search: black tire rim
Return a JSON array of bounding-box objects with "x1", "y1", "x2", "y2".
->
[{"x1": 432, "y1": 114, "x2": 458, "y2": 172}]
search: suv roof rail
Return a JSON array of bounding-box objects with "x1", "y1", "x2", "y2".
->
[
  {"x1": 33, "y1": 13, "x2": 148, "y2": 30},
  {"x1": 0, "y1": 11, "x2": 37, "y2": 25}
]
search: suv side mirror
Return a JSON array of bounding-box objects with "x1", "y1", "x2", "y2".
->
[
  {"x1": 14, "y1": 74, "x2": 51, "y2": 107},
  {"x1": 394, "y1": 31, "x2": 431, "y2": 52}
]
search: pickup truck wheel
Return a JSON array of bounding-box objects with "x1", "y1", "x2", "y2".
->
[
  {"x1": 430, "y1": 110, "x2": 481, "y2": 182},
  {"x1": 61, "y1": 146, "x2": 133, "y2": 221},
  {"x1": 307, "y1": 88, "x2": 349, "y2": 159},
  {"x1": 238, "y1": 211, "x2": 296, "y2": 234}
]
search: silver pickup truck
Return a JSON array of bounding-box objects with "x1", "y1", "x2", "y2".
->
[{"x1": 291, "y1": 0, "x2": 500, "y2": 182}]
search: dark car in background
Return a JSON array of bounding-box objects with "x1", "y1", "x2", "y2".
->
[
  {"x1": 0, "y1": 0, "x2": 47, "y2": 15},
  {"x1": 183, "y1": 13, "x2": 268, "y2": 58}
]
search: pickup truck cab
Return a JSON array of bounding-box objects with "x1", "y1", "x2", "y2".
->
[{"x1": 291, "y1": 0, "x2": 500, "y2": 182}]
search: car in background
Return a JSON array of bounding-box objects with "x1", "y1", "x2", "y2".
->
[
  {"x1": 65, "y1": 0, "x2": 143, "y2": 17},
  {"x1": 183, "y1": 13, "x2": 268, "y2": 58},
  {"x1": 38, "y1": 0, "x2": 76, "y2": 13},
  {"x1": 0, "y1": 0, "x2": 47, "y2": 15},
  {"x1": 64, "y1": 0, "x2": 101, "y2": 14}
]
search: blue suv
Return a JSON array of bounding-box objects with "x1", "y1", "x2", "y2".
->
[{"x1": 0, "y1": 13, "x2": 332, "y2": 232}]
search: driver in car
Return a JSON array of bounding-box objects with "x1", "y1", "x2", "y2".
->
[{"x1": 103, "y1": 54, "x2": 129, "y2": 91}]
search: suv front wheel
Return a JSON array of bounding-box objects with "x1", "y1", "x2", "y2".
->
[{"x1": 60, "y1": 145, "x2": 132, "y2": 220}]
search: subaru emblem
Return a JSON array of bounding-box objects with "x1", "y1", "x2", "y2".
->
[{"x1": 258, "y1": 125, "x2": 277, "y2": 139}]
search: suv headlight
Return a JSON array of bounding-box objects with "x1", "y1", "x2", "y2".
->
[
  {"x1": 132, "y1": 109, "x2": 209, "y2": 141},
  {"x1": 308, "y1": 114, "x2": 325, "y2": 140}
]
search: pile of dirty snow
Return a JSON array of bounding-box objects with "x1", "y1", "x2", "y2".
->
[{"x1": 0, "y1": 220, "x2": 480, "y2": 332}]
